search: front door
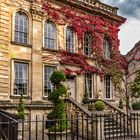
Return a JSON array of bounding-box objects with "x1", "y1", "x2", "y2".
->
[{"x1": 66, "y1": 76, "x2": 76, "y2": 100}]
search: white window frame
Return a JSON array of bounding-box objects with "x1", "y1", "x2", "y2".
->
[
  {"x1": 14, "y1": 12, "x2": 29, "y2": 44},
  {"x1": 84, "y1": 32, "x2": 92, "y2": 56},
  {"x1": 12, "y1": 61, "x2": 29, "y2": 96},
  {"x1": 66, "y1": 27, "x2": 75, "y2": 53},
  {"x1": 44, "y1": 21, "x2": 56, "y2": 49},
  {"x1": 103, "y1": 38, "x2": 110, "y2": 59},
  {"x1": 85, "y1": 72, "x2": 94, "y2": 99},
  {"x1": 43, "y1": 65, "x2": 56, "y2": 97},
  {"x1": 104, "y1": 75, "x2": 112, "y2": 99}
]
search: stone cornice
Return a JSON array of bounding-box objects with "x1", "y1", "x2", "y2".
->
[{"x1": 42, "y1": 0, "x2": 125, "y2": 23}]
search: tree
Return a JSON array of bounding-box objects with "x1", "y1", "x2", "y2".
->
[
  {"x1": 130, "y1": 69, "x2": 140, "y2": 99},
  {"x1": 47, "y1": 71, "x2": 67, "y2": 132}
]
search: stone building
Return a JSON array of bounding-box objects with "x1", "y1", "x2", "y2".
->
[
  {"x1": 0, "y1": 0, "x2": 125, "y2": 119},
  {"x1": 125, "y1": 41, "x2": 140, "y2": 106},
  {"x1": 126, "y1": 41, "x2": 140, "y2": 84}
]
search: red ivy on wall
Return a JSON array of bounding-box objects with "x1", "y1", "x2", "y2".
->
[{"x1": 42, "y1": 2, "x2": 127, "y2": 84}]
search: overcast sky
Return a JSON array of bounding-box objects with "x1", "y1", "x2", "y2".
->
[{"x1": 101, "y1": 0, "x2": 140, "y2": 55}]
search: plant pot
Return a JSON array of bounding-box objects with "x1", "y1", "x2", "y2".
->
[
  {"x1": 18, "y1": 119, "x2": 23, "y2": 131},
  {"x1": 47, "y1": 130, "x2": 70, "y2": 140}
]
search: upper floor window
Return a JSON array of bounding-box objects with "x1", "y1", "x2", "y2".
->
[
  {"x1": 104, "y1": 75, "x2": 112, "y2": 99},
  {"x1": 84, "y1": 33, "x2": 92, "y2": 56},
  {"x1": 13, "y1": 62, "x2": 28, "y2": 95},
  {"x1": 66, "y1": 27, "x2": 75, "y2": 53},
  {"x1": 85, "y1": 72, "x2": 93, "y2": 99},
  {"x1": 44, "y1": 66, "x2": 55, "y2": 96},
  {"x1": 44, "y1": 21, "x2": 56, "y2": 49},
  {"x1": 14, "y1": 12, "x2": 29, "y2": 44},
  {"x1": 103, "y1": 38, "x2": 110, "y2": 59}
]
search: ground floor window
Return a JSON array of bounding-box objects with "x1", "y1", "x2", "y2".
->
[
  {"x1": 44, "y1": 66, "x2": 55, "y2": 96},
  {"x1": 13, "y1": 62, "x2": 28, "y2": 95},
  {"x1": 104, "y1": 75, "x2": 112, "y2": 99},
  {"x1": 85, "y1": 72, "x2": 93, "y2": 99}
]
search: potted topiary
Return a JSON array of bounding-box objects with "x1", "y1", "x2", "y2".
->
[
  {"x1": 17, "y1": 94, "x2": 25, "y2": 120},
  {"x1": 82, "y1": 87, "x2": 89, "y2": 108},
  {"x1": 17, "y1": 93, "x2": 25, "y2": 132},
  {"x1": 47, "y1": 71, "x2": 68, "y2": 140},
  {"x1": 82, "y1": 93, "x2": 89, "y2": 104},
  {"x1": 94, "y1": 100, "x2": 105, "y2": 111},
  {"x1": 132, "y1": 101, "x2": 140, "y2": 110}
]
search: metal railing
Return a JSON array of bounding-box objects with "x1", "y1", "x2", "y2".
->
[
  {"x1": 0, "y1": 110, "x2": 18, "y2": 140},
  {"x1": 88, "y1": 99, "x2": 126, "y2": 114},
  {"x1": 0, "y1": 110, "x2": 140, "y2": 140}
]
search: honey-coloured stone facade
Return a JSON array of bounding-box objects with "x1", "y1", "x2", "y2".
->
[{"x1": 0, "y1": 0, "x2": 124, "y2": 117}]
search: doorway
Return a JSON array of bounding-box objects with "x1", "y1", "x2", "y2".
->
[{"x1": 66, "y1": 76, "x2": 76, "y2": 100}]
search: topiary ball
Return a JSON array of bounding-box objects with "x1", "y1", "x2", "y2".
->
[
  {"x1": 132, "y1": 101, "x2": 140, "y2": 110},
  {"x1": 94, "y1": 100, "x2": 105, "y2": 111},
  {"x1": 50, "y1": 71, "x2": 66, "y2": 85}
]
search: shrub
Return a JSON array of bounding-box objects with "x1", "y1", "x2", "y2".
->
[
  {"x1": 132, "y1": 101, "x2": 140, "y2": 110},
  {"x1": 82, "y1": 87, "x2": 89, "y2": 104},
  {"x1": 82, "y1": 93, "x2": 89, "y2": 104},
  {"x1": 47, "y1": 71, "x2": 67, "y2": 132},
  {"x1": 130, "y1": 70, "x2": 140, "y2": 99},
  {"x1": 94, "y1": 100, "x2": 105, "y2": 111},
  {"x1": 50, "y1": 71, "x2": 66, "y2": 85},
  {"x1": 17, "y1": 94, "x2": 25, "y2": 119}
]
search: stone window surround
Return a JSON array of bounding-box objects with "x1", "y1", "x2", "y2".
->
[
  {"x1": 12, "y1": 10, "x2": 32, "y2": 46},
  {"x1": 84, "y1": 32, "x2": 92, "y2": 57},
  {"x1": 11, "y1": 59, "x2": 31, "y2": 97},
  {"x1": 43, "y1": 64, "x2": 57, "y2": 98},
  {"x1": 104, "y1": 75, "x2": 113, "y2": 100},
  {"x1": 85, "y1": 72, "x2": 94, "y2": 99},
  {"x1": 44, "y1": 21, "x2": 56, "y2": 49},
  {"x1": 103, "y1": 38, "x2": 111, "y2": 59},
  {"x1": 65, "y1": 26, "x2": 76, "y2": 53}
]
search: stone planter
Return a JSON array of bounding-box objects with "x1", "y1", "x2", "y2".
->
[
  {"x1": 18, "y1": 119, "x2": 23, "y2": 131},
  {"x1": 18, "y1": 119, "x2": 24, "y2": 140},
  {"x1": 47, "y1": 130, "x2": 70, "y2": 140}
]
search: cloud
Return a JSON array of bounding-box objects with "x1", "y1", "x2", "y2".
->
[{"x1": 101, "y1": 0, "x2": 140, "y2": 19}]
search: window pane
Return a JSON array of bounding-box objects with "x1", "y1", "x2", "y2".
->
[
  {"x1": 44, "y1": 66, "x2": 55, "y2": 96},
  {"x1": 66, "y1": 27, "x2": 75, "y2": 53},
  {"x1": 103, "y1": 39, "x2": 110, "y2": 59},
  {"x1": 14, "y1": 12, "x2": 28, "y2": 44},
  {"x1": 85, "y1": 72, "x2": 93, "y2": 98},
  {"x1": 84, "y1": 33, "x2": 92, "y2": 56},
  {"x1": 14, "y1": 62, "x2": 28, "y2": 95},
  {"x1": 104, "y1": 75, "x2": 111, "y2": 99},
  {"x1": 44, "y1": 22, "x2": 56, "y2": 49}
]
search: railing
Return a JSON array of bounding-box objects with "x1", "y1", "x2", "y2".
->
[
  {"x1": 0, "y1": 110, "x2": 18, "y2": 140},
  {"x1": 0, "y1": 109, "x2": 140, "y2": 140},
  {"x1": 65, "y1": 98, "x2": 92, "y2": 117},
  {"x1": 66, "y1": 0, "x2": 118, "y2": 15},
  {"x1": 88, "y1": 99, "x2": 126, "y2": 115}
]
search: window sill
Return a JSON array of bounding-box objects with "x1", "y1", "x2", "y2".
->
[
  {"x1": 104, "y1": 99, "x2": 115, "y2": 102},
  {"x1": 42, "y1": 96, "x2": 48, "y2": 100},
  {"x1": 42, "y1": 47, "x2": 58, "y2": 53},
  {"x1": 10, "y1": 95, "x2": 32, "y2": 99},
  {"x1": 11, "y1": 41, "x2": 32, "y2": 48}
]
